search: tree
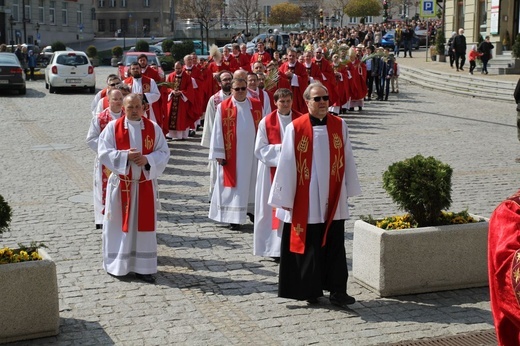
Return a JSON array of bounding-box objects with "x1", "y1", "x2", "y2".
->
[
  {"x1": 179, "y1": 0, "x2": 223, "y2": 55},
  {"x1": 135, "y1": 40, "x2": 150, "y2": 52},
  {"x1": 229, "y1": 0, "x2": 259, "y2": 36},
  {"x1": 300, "y1": 0, "x2": 322, "y2": 29},
  {"x1": 344, "y1": 0, "x2": 382, "y2": 18},
  {"x1": 328, "y1": 0, "x2": 348, "y2": 26},
  {"x1": 268, "y1": 3, "x2": 302, "y2": 31}
]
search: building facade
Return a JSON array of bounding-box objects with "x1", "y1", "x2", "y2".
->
[{"x1": 1, "y1": 0, "x2": 94, "y2": 46}]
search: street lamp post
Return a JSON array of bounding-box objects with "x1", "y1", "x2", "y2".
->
[
  {"x1": 35, "y1": 22, "x2": 40, "y2": 45},
  {"x1": 9, "y1": 15, "x2": 16, "y2": 45},
  {"x1": 22, "y1": 0, "x2": 27, "y2": 43}
]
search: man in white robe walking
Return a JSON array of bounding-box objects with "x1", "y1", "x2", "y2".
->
[
  {"x1": 86, "y1": 89, "x2": 124, "y2": 229},
  {"x1": 254, "y1": 88, "x2": 302, "y2": 259},
  {"x1": 208, "y1": 78, "x2": 263, "y2": 230},
  {"x1": 98, "y1": 93, "x2": 169, "y2": 283}
]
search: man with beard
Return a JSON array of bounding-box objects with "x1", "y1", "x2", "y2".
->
[
  {"x1": 278, "y1": 48, "x2": 308, "y2": 114},
  {"x1": 201, "y1": 71, "x2": 233, "y2": 199},
  {"x1": 137, "y1": 53, "x2": 163, "y2": 82},
  {"x1": 123, "y1": 62, "x2": 162, "y2": 128}
]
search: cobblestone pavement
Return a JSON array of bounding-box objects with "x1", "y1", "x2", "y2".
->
[{"x1": 1, "y1": 66, "x2": 518, "y2": 345}]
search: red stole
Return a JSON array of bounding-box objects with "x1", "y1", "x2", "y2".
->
[
  {"x1": 290, "y1": 114, "x2": 345, "y2": 254},
  {"x1": 114, "y1": 116, "x2": 156, "y2": 232},
  {"x1": 220, "y1": 97, "x2": 263, "y2": 187},
  {"x1": 98, "y1": 109, "x2": 115, "y2": 212},
  {"x1": 265, "y1": 110, "x2": 302, "y2": 230}
]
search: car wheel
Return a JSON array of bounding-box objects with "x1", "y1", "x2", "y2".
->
[
  {"x1": 89, "y1": 86, "x2": 96, "y2": 94},
  {"x1": 19, "y1": 87, "x2": 26, "y2": 95},
  {"x1": 49, "y1": 84, "x2": 55, "y2": 93}
]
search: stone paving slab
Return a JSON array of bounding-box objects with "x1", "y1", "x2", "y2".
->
[{"x1": 0, "y1": 67, "x2": 518, "y2": 345}]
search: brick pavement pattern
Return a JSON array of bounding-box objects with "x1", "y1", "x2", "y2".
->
[{"x1": 1, "y1": 64, "x2": 519, "y2": 345}]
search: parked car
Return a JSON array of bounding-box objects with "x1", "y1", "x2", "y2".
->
[
  {"x1": 0, "y1": 52, "x2": 26, "y2": 95},
  {"x1": 45, "y1": 51, "x2": 95, "y2": 94},
  {"x1": 380, "y1": 29, "x2": 420, "y2": 50},
  {"x1": 39, "y1": 45, "x2": 74, "y2": 67},
  {"x1": 128, "y1": 45, "x2": 165, "y2": 56},
  {"x1": 246, "y1": 32, "x2": 290, "y2": 54},
  {"x1": 192, "y1": 40, "x2": 210, "y2": 56},
  {"x1": 117, "y1": 51, "x2": 164, "y2": 80}
]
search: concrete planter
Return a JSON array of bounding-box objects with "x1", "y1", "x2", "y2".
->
[
  {"x1": 0, "y1": 248, "x2": 59, "y2": 344},
  {"x1": 352, "y1": 216, "x2": 489, "y2": 297}
]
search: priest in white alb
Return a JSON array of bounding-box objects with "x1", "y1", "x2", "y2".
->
[
  {"x1": 208, "y1": 77, "x2": 263, "y2": 230},
  {"x1": 253, "y1": 88, "x2": 302, "y2": 259},
  {"x1": 98, "y1": 93, "x2": 169, "y2": 283}
]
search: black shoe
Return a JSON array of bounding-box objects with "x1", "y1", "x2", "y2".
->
[
  {"x1": 515, "y1": 157, "x2": 520, "y2": 163},
  {"x1": 349, "y1": 107, "x2": 354, "y2": 111},
  {"x1": 229, "y1": 223, "x2": 241, "y2": 230},
  {"x1": 135, "y1": 273, "x2": 156, "y2": 283},
  {"x1": 485, "y1": 71, "x2": 488, "y2": 75},
  {"x1": 271, "y1": 256, "x2": 280, "y2": 263},
  {"x1": 358, "y1": 107, "x2": 362, "y2": 111},
  {"x1": 340, "y1": 108, "x2": 347, "y2": 114},
  {"x1": 384, "y1": 98, "x2": 388, "y2": 101},
  {"x1": 247, "y1": 213, "x2": 255, "y2": 223},
  {"x1": 96, "y1": 224, "x2": 103, "y2": 229},
  {"x1": 188, "y1": 130, "x2": 196, "y2": 137},
  {"x1": 460, "y1": 68, "x2": 464, "y2": 71},
  {"x1": 329, "y1": 292, "x2": 356, "y2": 308},
  {"x1": 307, "y1": 297, "x2": 319, "y2": 305}
]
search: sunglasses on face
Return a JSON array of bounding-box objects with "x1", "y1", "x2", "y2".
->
[
  {"x1": 233, "y1": 87, "x2": 247, "y2": 91},
  {"x1": 311, "y1": 95, "x2": 329, "y2": 102},
  {"x1": 109, "y1": 83, "x2": 119, "y2": 87}
]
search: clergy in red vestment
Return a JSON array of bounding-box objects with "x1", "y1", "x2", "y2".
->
[
  {"x1": 312, "y1": 47, "x2": 338, "y2": 111},
  {"x1": 232, "y1": 43, "x2": 252, "y2": 72},
  {"x1": 302, "y1": 50, "x2": 322, "y2": 84},
  {"x1": 138, "y1": 53, "x2": 164, "y2": 83},
  {"x1": 488, "y1": 189, "x2": 520, "y2": 346},
  {"x1": 163, "y1": 61, "x2": 198, "y2": 140},
  {"x1": 250, "y1": 41, "x2": 272, "y2": 67},
  {"x1": 278, "y1": 48, "x2": 308, "y2": 114},
  {"x1": 331, "y1": 54, "x2": 352, "y2": 114},
  {"x1": 347, "y1": 47, "x2": 367, "y2": 111},
  {"x1": 221, "y1": 46, "x2": 239, "y2": 73},
  {"x1": 180, "y1": 54, "x2": 205, "y2": 126}
]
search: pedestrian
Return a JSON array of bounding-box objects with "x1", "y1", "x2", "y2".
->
[
  {"x1": 253, "y1": 88, "x2": 302, "y2": 260},
  {"x1": 208, "y1": 77, "x2": 263, "y2": 230},
  {"x1": 97, "y1": 93, "x2": 169, "y2": 283},
  {"x1": 27, "y1": 50, "x2": 37, "y2": 81},
  {"x1": 402, "y1": 25, "x2": 414, "y2": 58},
  {"x1": 452, "y1": 28, "x2": 467, "y2": 71},
  {"x1": 488, "y1": 189, "x2": 520, "y2": 345},
  {"x1": 394, "y1": 25, "x2": 402, "y2": 57},
  {"x1": 391, "y1": 58, "x2": 399, "y2": 94},
  {"x1": 86, "y1": 89, "x2": 125, "y2": 229},
  {"x1": 478, "y1": 35, "x2": 494, "y2": 75},
  {"x1": 468, "y1": 45, "x2": 482, "y2": 75},
  {"x1": 268, "y1": 81, "x2": 362, "y2": 308},
  {"x1": 447, "y1": 32, "x2": 456, "y2": 68},
  {"x1": 514, "y1": 77, "x2": 520, "y2": 163}
]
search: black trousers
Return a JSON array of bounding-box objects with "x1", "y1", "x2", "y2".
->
[
  {"x1": 455, "y1": 52, "x2": 466, "y2": 69},
  {"x1": 366, "y1": 73, "x2": 374, "y2": 98},
  {"x1": 278, "y1": 220, "x2": 348, "y2": 301}
]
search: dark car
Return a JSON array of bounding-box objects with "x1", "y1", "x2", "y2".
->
[
  {"x1": 117, "y1": 51, "x2": 164, "y2": 80},
  {"x1": 246, "y1": 32, "x2": 290, "y2": 54},
  {"x1": 0, "y1": 52, "x2": 26, "y2": 95},
  {"x1": 381, "y1": 29, "x2": 420, "y2": 50}
]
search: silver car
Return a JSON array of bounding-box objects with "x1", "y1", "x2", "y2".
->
[{"x1": 45, "y1": 51, "x2": 96, "y2": 94}]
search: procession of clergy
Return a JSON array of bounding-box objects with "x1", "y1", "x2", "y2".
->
[{"x1": 85, "y1": 42, "x2": 364, "y2": 307}]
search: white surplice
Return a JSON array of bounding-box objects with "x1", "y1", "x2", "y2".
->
[
  {"x1": 86, "y1": 109, "x2": 122, "y2": 225},
  {"x1": 208, "y1": 97, "x2": 258, "y2": 224},
  {"x1": 129, "y1": 77, "x2": 161, "y2": 124},
  {"x1": 268, "y1": 119, "x2": 362, "y2": 224},
  {"x1": 98, "y1": 117, "x2": 169, "y2": 276},
  {"x1": 201, "y1": 91, "x2": 232, "y2": 198},
  {"x1": 253, "y1": 112, "x2": 293, "y2": 257}
]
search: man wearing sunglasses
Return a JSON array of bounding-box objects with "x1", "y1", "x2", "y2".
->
[
  {"x1": 91, "y1": 74, "x2": 121, "y2": 116},
  {"x1": 269, "y1": 82, "x2": 361, "y2": 309},
  {"x1": 208, "y1": 78, "x2": 263, "y2": 230}
]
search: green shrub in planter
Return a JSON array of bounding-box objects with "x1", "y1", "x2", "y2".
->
[
  {"x1": 51, "y1": 41, "x2": 66, "y2": 52},
  {"x1": 161, "y1": 39, "x2": 174, "y2": 54},
  {"x1": 86, "y1": 45, "x2": 98, "y2": 58},
  {"x1": 112, "y1": 46, "x2": 123, "y2": 57},
  {"x1": 171, "y1": 41, "x2": 194, "y2": 62},
  {"x1": 0, "y1": 194, "x2": 12, "y2": 234},
  {"x1": 159, "y1": 55, "x2": 174, "y2": 72},
  {"x1": 382, "y1": 154, "x2": 453, "y2": 227},
  {"x1": 135, "y1": 40, "x2": 149, "y2": 52},
  {"x1": 512, "y1": 34, "x2": 520, "y2": 58}
]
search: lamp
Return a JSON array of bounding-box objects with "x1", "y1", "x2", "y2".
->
[{"x1": 9, "y1": 15, "x2": 16, "y2": 45}]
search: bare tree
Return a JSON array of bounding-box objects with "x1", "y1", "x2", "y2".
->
[
  {"x1": 300, "y1": 0, "x2": 322, "y2": 29},
  {"x1": 229, "y1": 0, "x2": 259, "y2": 36},
  {"x1": 327, "y1": 0, "x2": 348, "y2": 26},
  {"x1": 179, "y1": 0, "x2": 223, "y2": 54}
]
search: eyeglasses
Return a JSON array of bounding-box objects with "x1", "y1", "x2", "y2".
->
[
  {"x1": 233, "y1": 87, "x2": 247, "y2": 91},
  {"x1": 311, "y1": 95, "x2": 329, "y2": 102},
  {"x1": 221, "y1": 78, "x2": 232, "y2": 82},
  {"x1": 108, "y1": 83, "x2": 120, "y2": 87}
]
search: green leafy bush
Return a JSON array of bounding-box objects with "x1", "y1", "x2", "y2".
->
[
  {"x1": 171, "y1": 41, "x2": 194, "y2": 62},
  {"x1": 86, "y1": 45, "x2": 98, "y2": 58},
  {"x1": 51, "y1": 41, "x2": 66, "y2": 52},
  {"x1": 159, "y1": 55, "x2": 174, "y2": 72},
  {"x1": 135, "y1": 40, "x2": 150, "y2": 52},
  {"x1": 382, "y1": 155, "x2": 453, "y2": 227},
  {"x1": 0, "y1": 194, "x2": 12, "y2": 234},
  {"x1": 112, "y1": 46, "x2": 123, "y2": 57},
  {"x1": 435, "y1": 28, "x2": 445, "y2": 56},
  {"x1": 512, "y1": 34, "x2": 520, "y2": 58},
  {"x1": 161, "y1": 39, "x2": 174, "y2": 54}
]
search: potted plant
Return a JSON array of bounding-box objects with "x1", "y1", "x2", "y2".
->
[
  {"x1": 352, "y1": 155, "x2": 489, "y2": 297},
  {"x1": 0, "y1": 195, "x2": 59, "y2": 343},
  {"x1": 86, "y1": 45, "x2": 99, "y2": 67},
  {"x1": 429, "y1": 45, "x2": 437, "y2": 61},
  {"x1": 435, "y1": 28, "x2": 446, "y2": 62},
  {"x1": 111, "y1": 45, "x2": 123, "y2": 67}
]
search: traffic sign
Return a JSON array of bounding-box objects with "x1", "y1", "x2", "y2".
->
[
  {"x1": 37, "y1": 33, "x2": 40, "y2": 40},
  {"x1": 421, "y1": 0, "x2": 436, "y2": 17}
]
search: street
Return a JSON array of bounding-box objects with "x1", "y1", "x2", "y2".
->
[{"x1": 1, "y1": 67, "x2": 519, "y2": 345}]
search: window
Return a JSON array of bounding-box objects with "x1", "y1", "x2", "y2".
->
[
  {"x1": 365, "y1": 16, "x2": 373, "y2": 23},
  {"x1": 109, "y1": 19, "x2": 117, "y2": 32},
  {"x1": 98, "y1": 0, "x2": 104, "y2": 7},
  {"x1": 144, "y1": 0, "x2": 150, "y2": 7},
  {"x1": 399, "y1": 5, "x2": 409, "y2": 18},
  {"x1": 110, "y1": 0, "x2": 116, "y2": 7},
  {"x1": 61, "y1": 2, "x2": 67, "y2": 25},
  {"x1": 25, "y1": 0, "x2": 31, "y2": 22},
  {"x1": 348, "y1": 17, "x2": 358, "y2": 24},
  {"x1": 38, "y1": 0, "x2": 44, "y2": 23},
  {"x1": 77, "y1": 4, "x2": 83, "y2": 25},
  {"x1": 263, "y1": 5, "x2": 270, "y2": 18},
  {"x1": 12, "y1": 0, "x2": 19, "y2": 22},
  {"x1": 98, "y1": 19, "x2": 105, "y2": 31},
  {"x1": 120, "y1": 18, "x2": 128, "y2": 32},
  {"x1": 49, "y1": 1, "x2": 55, "y2": 24},
  {"x1": 457, "y1": 1, "x2": 465, "y2": 31},
  {"x1": 121, "y1": 0, "x2": 127, "y2": 7}
]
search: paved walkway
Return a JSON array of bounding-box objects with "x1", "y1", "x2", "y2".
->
[{"x1": 1, "y1": 63, "x2": 519, "y2": 345}]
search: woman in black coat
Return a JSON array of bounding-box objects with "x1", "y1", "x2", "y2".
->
[{"x1": 478, "y1": 35, "x2": 494, "y2": 74}]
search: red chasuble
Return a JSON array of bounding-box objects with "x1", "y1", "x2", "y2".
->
[
  {"x1": 114, "y1": 116, "x2": 156, "y2": 232},
  {"x1": 265, "y1": 110, "x2": 303, "y2": 230},
  {"x1": 290, "y1": 114, "x2": 345, "y2": 254},
  {"x1": 220, "y1": 97, "x2": 263, "y2": 187},
  {"x1": 488, "y1": 189, "x2": 520, "y2": 345}
]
